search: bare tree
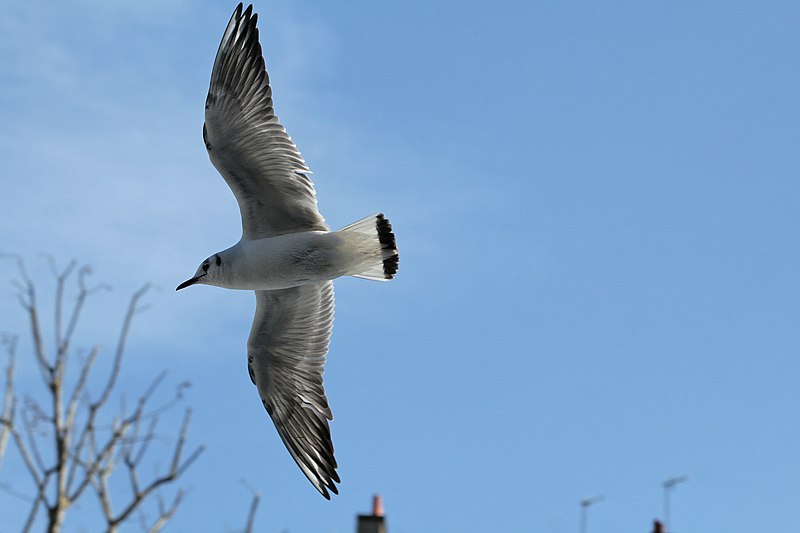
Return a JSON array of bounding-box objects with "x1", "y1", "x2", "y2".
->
[{"x1": 0, "y1": 258, "x2": 204, "y2": 532}]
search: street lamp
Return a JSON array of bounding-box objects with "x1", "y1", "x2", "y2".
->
[
  {"x1": 579, "y1": 495, "x2": 605, "y2": 533},
  {"x1": 662, "y1": 476, "x2": 688, "y2": 532}
]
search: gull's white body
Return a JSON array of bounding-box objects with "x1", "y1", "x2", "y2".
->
[
  {"x1": 178, "y1": 3, "x2": 399, "y2": 500},
  {"x1": 211, "y1": 229, "x2": 389, "y2": 291}
]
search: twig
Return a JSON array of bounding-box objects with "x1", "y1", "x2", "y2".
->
[
  {"x1": 0, "y1": 336, "x2": 17, "y2": 465},
  {"x1": 11, "y1": 258, "x2": 52, "y2": 385},
  {"x1": 48, "y1": 257, "x2": 77, "y2": 358},
  {"x1": 147, "y1": 490, "x2": 184, "y2": 533},
  {"x1": 92, "y1": 285, "x2": 151, "y2": 412},
  {"x1": 21, "y1": 401, "x2": 49, "y2": 474},
  {"x1": 243, "y1": 485, "x2": 260, "y2": 533},
  {"x1": 105, "y1": 409, "x2": 204, "y2": 528}
]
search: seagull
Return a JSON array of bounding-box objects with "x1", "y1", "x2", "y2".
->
[{"x1": 177, "y1": 3, "x2": 399, "y2": 499}]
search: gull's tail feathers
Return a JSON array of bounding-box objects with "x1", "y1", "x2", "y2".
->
[{"x1": 339, "y1": 213, "x2": 399, "y2": 281}]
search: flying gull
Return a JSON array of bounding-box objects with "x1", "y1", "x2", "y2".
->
[{"x1": 177, "y1": 3, "x2": 399, "y2": 499}]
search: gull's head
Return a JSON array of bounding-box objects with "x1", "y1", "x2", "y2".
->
[{"x1": 176, "y1": 254, "x2": 223, "y2": 291}]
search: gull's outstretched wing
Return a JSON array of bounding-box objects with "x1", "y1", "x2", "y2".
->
[
  {"x1": 247, "y1": 282, "x2": 339, "y2": 498},
  {"x1": 205, "y1": 3, "x2": 327, "y2": 240}
]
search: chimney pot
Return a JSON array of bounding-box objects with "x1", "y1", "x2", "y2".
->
[{"x1": 357, "y1": 495, "x2": 386, "y2": 533}]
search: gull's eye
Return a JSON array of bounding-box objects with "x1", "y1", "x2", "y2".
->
[{"x1": 202, "y1": 263, "x2": 210, "y2": 272}]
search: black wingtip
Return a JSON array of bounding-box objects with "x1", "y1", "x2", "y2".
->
[
  {"x1": 316, "y1": 478, "x2": 338, "y2": 500},
  {"x1": 376, "y1": 213, "x2": 399, "y2": 279}
]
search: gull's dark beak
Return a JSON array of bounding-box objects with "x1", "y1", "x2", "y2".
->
[{"x1": 176, "y1": 277, "x2": 200, "y2": 291}]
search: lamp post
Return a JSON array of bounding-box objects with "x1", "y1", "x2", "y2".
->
[
  {"x1": 579, "y1": 495, "x2": 605, "y2": 533},
  {"x1": 662, "y1": 476, "x2": 687, "y2": 532}
]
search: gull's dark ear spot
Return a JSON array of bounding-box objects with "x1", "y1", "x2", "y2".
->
[{"x1": 215, "y1": 254, "x2": 222, "y2": 266}]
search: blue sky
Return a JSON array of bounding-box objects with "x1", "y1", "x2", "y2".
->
[{"x1": 1, "y1": 1, "x2": 800, "y2": 531}]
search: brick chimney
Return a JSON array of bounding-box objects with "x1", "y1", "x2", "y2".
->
[{"x1": 356, "y1": 495, "x2": 386, "y2": 533}]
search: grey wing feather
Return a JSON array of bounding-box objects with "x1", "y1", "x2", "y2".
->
[
  {"x1": 205, "y1": 3, "x2": 327, "y2": 239},
  {"x1": 247, "y1": 282, "x2": 339, "y2": 498}
]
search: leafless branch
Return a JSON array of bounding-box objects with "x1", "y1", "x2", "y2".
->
[
  {"x1": 68, "y1": 290, "x2": 159, "y2": 504},
  {"x1": 22, "y1": 490, "x2": 45, "y2": 533},
  {"x1": 128, "y1": 416, "x2": 158, "y2": 470},
  {"x1": 243, "y1": 485, "x2": 261, "y2": 533},
  {"x1": 48, "y1": 257, "x2": 77, "y2": 357},
  {"x1": 10, "y1": 257, "x2": 52, "y2": 385},
  {"x1": 65, "y1": 347, "x2": 99, "y2": 435},
  {"x1": 92, "y1": 284, "x2": 151, "y2": 412},
  {"x1": 106, "y1": 409, "x2": 204, "y2": 529},
  {"x1": 0, "y1": 335, "x2": 17, "y2": 464},
  {"x1": 4, "y1": 417, "x2": 42, "y2": 487},
  {"x1": 21, "y1": 400, "x2": 49, "y2": 474},
  {"x1": 147, "y1": 490, "x2": 184, "y2": 533},
  {"x1": 2, "y1": 416, "x2": 53, "y2": 533}
]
